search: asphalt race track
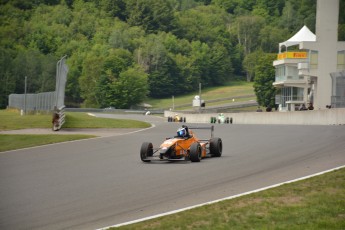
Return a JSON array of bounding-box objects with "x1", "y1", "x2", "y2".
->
[{"x1": 1, "y1": 114, "x2": 345, "y2": 230}]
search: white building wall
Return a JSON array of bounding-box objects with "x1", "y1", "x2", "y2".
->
[{"x1": 315, "y1": 0, "x2": 339, "y2": 109}]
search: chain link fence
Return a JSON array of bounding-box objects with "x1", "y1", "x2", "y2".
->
[
  {"x1": 8, "y1": 56, "x2": 68, "y2": 113},
  {"x1": 9, "y1": 92, "x2": 56, "y2": 112}
]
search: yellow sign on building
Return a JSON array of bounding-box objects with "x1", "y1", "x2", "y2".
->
[{"x1": 277, "y1": 52, "x2": 307, "y2": 60}]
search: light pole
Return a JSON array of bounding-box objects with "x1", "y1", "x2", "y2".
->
[
  {"x1": 199, "y1": 82, "x2": 201, "y2": 113},
  {"x1": 24, "y1": 76, "x2": 27, "y2": 115},
  {"x1": 172, "y1": 95, "x2": 175, "y2": 110}
]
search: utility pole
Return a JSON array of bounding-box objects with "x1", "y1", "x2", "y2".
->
[
  {"x1": 24, "y1": 76, "x2": 27, "y2": 115},
  {"x1": 199, "y1": 82, "x2": 201, "y2": 113},
  {"x1": 172, "y1": 95, "x2": 175, "y2": 110}
]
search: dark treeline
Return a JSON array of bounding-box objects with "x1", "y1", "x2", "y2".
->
[{"x1": 1, "y1": 0, "x2": 344, "y2": 109}]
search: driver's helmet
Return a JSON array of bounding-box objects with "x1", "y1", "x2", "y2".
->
[{"x1": 177, "y1": 127, "x2": 186, "y2": 137}]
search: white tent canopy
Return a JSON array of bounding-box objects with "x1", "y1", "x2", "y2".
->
[{"x1": 279, "y1": 25, "x2": 316, "y2": 52}]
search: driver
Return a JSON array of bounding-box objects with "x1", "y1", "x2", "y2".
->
[{"x1": 176, "y1": 125, "x2": 190, "y2": 138}]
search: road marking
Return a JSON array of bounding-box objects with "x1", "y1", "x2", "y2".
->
[{"x1": 97, "y1": 164, "x2": 345, "y2": 229}]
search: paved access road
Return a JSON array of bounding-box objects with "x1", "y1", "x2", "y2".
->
[{"x1": 1, "y1": 114, "x2": 344, "y2": 230}]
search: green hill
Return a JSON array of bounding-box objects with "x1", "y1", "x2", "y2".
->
[{"x1": 144, "y1": 81, "x2": 255, "y2": 111}]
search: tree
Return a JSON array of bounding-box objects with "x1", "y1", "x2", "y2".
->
[
  {"x1": 148, "y1": 55, "x2": 183, "y2": 98},
  {"x1": 208, "y1": 43, "x2": 233, "y2": 85},
  {"x1": 103, "y1": 48, "x2": 133, "y2": 77},
  {"x1": 243, "y1": 49, "x2": 263, "y2": 82},
  {"x1": 108, "y1": 20, "x2": 145, "y2": 52},
  {"x1": 339, "y1": 24, "x2": 345, "y2": 41},
  {"x1": 125, "y1": 0, "x2": 177, "y2": 33},
  {"x1": 253, "y1": 53, "x2": 276, "y2": 108},
  {"x1": 259, "y1": 25, "x2": 289, "y2": 53},
  {"x1": 175, "y1": 5, "x2": 231, "y2": 45},
  {"x1": 0, "y1": 48, "x2": 15, "y2": 108},
  {"x1": 232, "y1": 15, "x2": 265, "y2": 57},
  {"x1": 110, "y1": 67, "x2": 148, "y2": 109},
  {"x1": 189, "y1": 40, "x2": 211, "y2": 86},
  {"x1": 79, "y1": 53, "x2": 104, "y2": 107}
]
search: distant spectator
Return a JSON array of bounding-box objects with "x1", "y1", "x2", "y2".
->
[
  {"x1": 308, "y1": 103, "x2": 314, "y2": 110},
  {"x1": 274, "y1": 104, "x2": 279, "y2": 111},
  {"x1": 266, "y1": 105, "x2": 272, "y2": 112},
  {"x1": 299, "y1": 104, "x2": 307, "y2": 111}
]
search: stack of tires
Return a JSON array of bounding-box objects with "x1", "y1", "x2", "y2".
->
[
  {"x1": 210, "y1": 116, "x2": 233, "y2": 124},
  {"x1": 168, "y1": 116, "x2": 186, "y2": 122}
]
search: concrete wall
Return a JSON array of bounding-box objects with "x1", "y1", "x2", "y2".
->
[{"x1": 165, "y1": 108, "x2": 345, "y2": 125}]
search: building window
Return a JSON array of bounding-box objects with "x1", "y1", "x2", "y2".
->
[
  {"x1": 337, "y1": 50, "x2": 345, "y2": 70},
  {"x1": 280, "y1": 87, "x2": 304, "y2": 109},
  {"x1": 331, "y1": 74, "x2": 345, "y2": 108},
  {"x1": 275, "y1": 65, "x2": 285, "y2": 81},
  {"x1": 286, "y1": 66, "x2": 298, "y2": 80},
  {"x1": 309, "y1": 50, "x2": 318, "y2": 69}
]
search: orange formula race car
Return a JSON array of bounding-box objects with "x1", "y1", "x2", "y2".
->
[{"x1": 140, "y1": 125, "x2": 222, "y2": 163}]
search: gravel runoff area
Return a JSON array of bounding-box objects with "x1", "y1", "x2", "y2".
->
[{"x1": 0, "y1": 128, "x2": 143, "y2": 137}]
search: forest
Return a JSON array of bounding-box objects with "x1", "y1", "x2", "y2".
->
[{"x1": 1, "y1": 0, "x2": 344, "y2": 109}]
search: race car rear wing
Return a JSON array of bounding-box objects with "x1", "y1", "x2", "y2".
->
[{"x1": 185, "y1": 125, "x2": 214, "y2": 139}]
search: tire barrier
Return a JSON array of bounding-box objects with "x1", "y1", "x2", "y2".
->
[
  {"x1": 210, "y1": 116, "x2": 232, "y2": 124},
  {"x1": 168, "y1": 116, "x2": 186, "y2": 122},
  {"x1": 52, "y1": 106, "x2": 66, "y2": 131}
]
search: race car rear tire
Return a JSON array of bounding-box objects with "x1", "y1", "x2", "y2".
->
[
  {"x1": 210, "y1": 137, "x2": 222, "y2": 157},
  {"x1": 190, "y1": 142, "x2": 201, "y2": 162},
  {"x1": 140, "y1": 142, "x2": 153, "y2": 162}
]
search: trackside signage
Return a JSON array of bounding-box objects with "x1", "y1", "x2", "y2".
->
[{"x1": 277, "y1": 52, "x2": 307, "y2": 60}]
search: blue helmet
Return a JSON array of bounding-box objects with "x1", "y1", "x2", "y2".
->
[{"x1": 177, "y1": 127, "x2": 186, "y2": 137}]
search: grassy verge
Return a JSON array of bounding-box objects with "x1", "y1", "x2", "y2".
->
[
  {"x1": 0, "y1": 134, "x2": 96, "y2": 152},
  {"x1": 0, "y1": 110, "x2": 151, "y2": 152},
  {"x1": 0, "y1": 110, "x2": 150, "y2": 130},
  {"x1": 115, "y1": 167, "x2": 345, "y2": 229},
  {"x1": 0, "y1": 109, "x2": 53, "y2": 130},
  {"x1": 64, "y1": 112, "x2": 150, "y2": 128}
]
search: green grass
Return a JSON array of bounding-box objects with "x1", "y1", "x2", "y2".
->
[
  {"x1": 64, "y1": 112, "x2": 151, "y2": 129},
  {"x1": 0, "y1": 110, "x2": 151, "y2": 151},
  {"x1": 145, "y1": 81, "x2": 254, "y2": 109},
  {"x1": 115, "y1": 167, "x2": 345, "y2": 229},
  {"x1": 0, "y1": 134, "x2": 96, "y2": 152},
  {"x1": 0, "y1": 110, "x2": 53, "y2": 130},
  {"x1": 0, "y1": 110, "x2": 150, "y2": 130}
]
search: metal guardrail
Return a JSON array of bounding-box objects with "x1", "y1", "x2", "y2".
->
[{"x1": 52, "y1": 106, "x2": 66, "y2": 131}]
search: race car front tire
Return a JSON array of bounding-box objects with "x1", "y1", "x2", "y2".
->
[
  {"x1": 190, "y1": 142, "x2": 201, "y2": 162},
  {"x1": 210, "y1": 137, "x2": 222, "y2": 157},
  {"x1": 140, "y1": 142, "x2": 153, "y2": 162}
]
